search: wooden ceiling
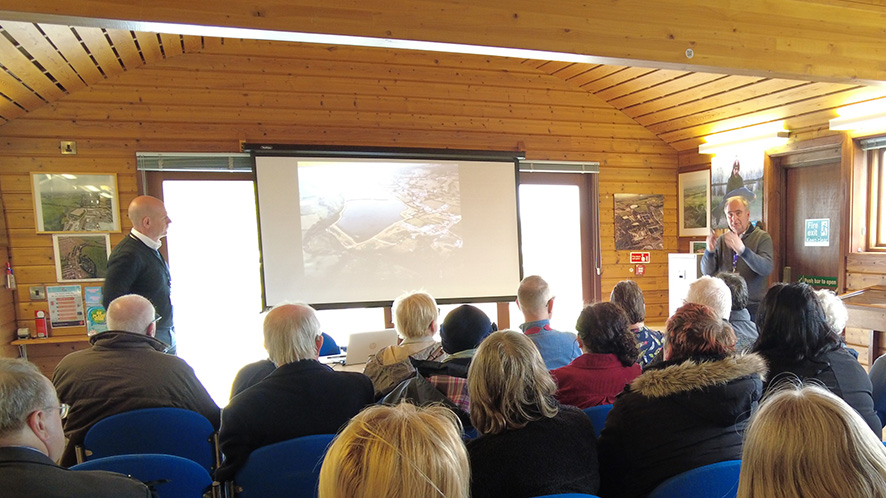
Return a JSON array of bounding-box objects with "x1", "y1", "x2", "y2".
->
[{"x1": 2, "y1": 20, "x2": 886, "y2": 152}]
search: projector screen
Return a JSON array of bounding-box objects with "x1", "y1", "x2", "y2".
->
[{"x1": 253, "y1": 153, "x2": 522, "y2": 308}]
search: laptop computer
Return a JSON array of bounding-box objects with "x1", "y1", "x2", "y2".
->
[{"x1": 321, "y1": 328, "x2": 398, "y2": 366}]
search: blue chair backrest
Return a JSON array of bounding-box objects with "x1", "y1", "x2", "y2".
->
[
  {"x1": 319, "y1": 332, "x2": 341, "y2": 356},
  {"x1": 233, "y1": 434, "x2": 335, "y2": 498},
  {"x1": 582, "y1": 404, "x2": 614, "y2": 438},
  {"x1": 646, "y1": 460, "x2": 742, "y2": 498},
  {"x1": 71, "y1": 453, "x2": 212, "y2": 498},
  {"x1": 83, "y1": 407, "x2": 216, "y2": 473}
]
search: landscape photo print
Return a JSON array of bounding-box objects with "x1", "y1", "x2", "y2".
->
[
  {"x1": 52, "y1": 234, "x2": 112, "y2": 282},
  {"x1": 32, "y1": 173, "x2": 120, "y2": 233},
  {"x1": 613, "y1": 193, "x2": 664, "y2": 251}
]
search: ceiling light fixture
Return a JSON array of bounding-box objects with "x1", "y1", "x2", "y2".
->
[
  {"x1": 698, "y1": 123, "x2": 790, "y2": 156},
  {"x1": 829, "y1": 101, "x2": 886, "y2": 133}
]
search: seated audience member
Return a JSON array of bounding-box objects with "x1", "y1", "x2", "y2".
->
[
  {"x1": 363, "y1": 291, "x2": 446, "y2": 398},
  {"x1": 215, "y1": 303, "x2": 373, "y2": 481},
  {"x1": 550, "y1": 302, "x2": 641, "y2": 409},
  {"x1": 0, "y1": 358, "x2": 150, "y2": 498},
  {"x1": 815, "y1": 288, "x2": 858, "y2": 358},
  {"x1": 751, "y1": 282, "x2": 880, "y2": 434},
  {"x1": 609, "y1": 280, "x2": 663, "y2": 367},
  {"x1": 319, "y1": 403, "x2": 470, "y2": 498},
  {"x1": 597, "y1": 303, "x2": 766, "y2": 498},
  {"x1": 870, "y1": 354, "x2": 886, "y2": 428},
  {"x1": 737, "y1": 384, "x2": 886, "y2": 498},
  {"x1": 516, "y1": 275, "x2": 581, "y2": 369},
  {"x1": 52, "y1": 294, "x2": 220, "y2": 467},
  {"x1": 229, "y1": 332, "x2": 339, "y2": 399},
  {"x1": 383, "y1": 305, "x2": 495, "y2": 421},
  {"x1": 715, "y1": 272, "x2": 758, "y2": 352},
  {"x1": 685, "y1": 275, "x2": 732, "y2": 320},
  {"x1": 467, "y1": 330, "x2": 600, "y2": 498}
]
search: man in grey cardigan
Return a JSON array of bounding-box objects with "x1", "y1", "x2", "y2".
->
[{"x1": 702, "y1": 196, "x2": 773, "y2": 321}]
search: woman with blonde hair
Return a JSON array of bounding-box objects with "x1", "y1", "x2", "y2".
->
[
  {"x1": 738, "y1": 384, "x2": 886, "y2": 498},
  {"x1": 363, "y1": 291, "x2": 446, "y2": 397},
  {"x1": 466, "y1": 330, "x2": 599, "y2": 498},
  {"x1": 318, "y1": 403, "x2": 470, "y2": 498}
]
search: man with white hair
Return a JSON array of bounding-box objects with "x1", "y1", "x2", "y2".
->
[
  {"x1": 685, "y1": 276, "x2": 732, "y2": 321},
  {"x1": 0, "y1": 358, "x2": 150, "y2": 497},
  {"x1": 52, "y1": 294, "x2": 219, "y2": 467},
  {"x1": 215, "y1": 303, "x2": 374, "y2": 482},
  {"x1": 517, "y1": 275, "x2": 581, "y2": 369},
  {"x1": 701, "y1": 195, "x2": 773, "y2": 320},
  {"x1": 103, "y1": 195, "x2": 176, "y2": 353}
]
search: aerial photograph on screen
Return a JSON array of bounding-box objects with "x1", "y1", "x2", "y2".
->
[{"x1": 298, "y1": 161, "x2": 462, "y2": 282}]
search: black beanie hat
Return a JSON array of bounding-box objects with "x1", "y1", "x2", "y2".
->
[{"x1": 440, "y1": 305, "x2": 495, "y2": 354}]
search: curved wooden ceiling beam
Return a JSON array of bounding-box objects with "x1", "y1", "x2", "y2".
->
[{"x1": 0, "y1": 0, "x2": 884, "y2": 85}]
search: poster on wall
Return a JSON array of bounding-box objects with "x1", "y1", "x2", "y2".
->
[
  {"x1": 46, "y1": 285, "x2": 86, "y2": 328},
  {"x1": 678, "y1": 169, "x2": 711, "y2": 236},
  {"x1": 31, "y1": 173, "x2": 120, "y2": 233},
  {"x1": 614, "y1": 194, "x2": 664, "y2": 250},
  {"x1": 52, "y1": 234, "x2": 111, "y2": 282},
  {"x1": 710, "y1": 151, "x2": 764, "y2": 229}
]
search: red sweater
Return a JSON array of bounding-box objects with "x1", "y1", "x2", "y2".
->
[{"x1": 550, "y1": 353, "x2": 641, "y2": 409}]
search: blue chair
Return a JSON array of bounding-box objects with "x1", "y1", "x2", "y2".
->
[
  {"x1": 232, "y1": 434, "x2": 335, "y2": 498},
  {"x1": 319, "y1": 332, "x2": 341, "y2": 356},
  {"x1": 80, "y1": 407, "x2": 218, "y2": 473},
  {"x1": 71, "y1": 454, "x2": 215, "y2": 498},
  {"x1": 582, "y1": 404, "x2": 614, "y2": 438},
  {"x1": 646, "y1": 460, "x2": 742, "y2": 498}
]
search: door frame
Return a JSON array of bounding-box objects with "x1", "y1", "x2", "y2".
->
[
  {"x1": 767, "y1": 135, "x2": 848, "y2": 291},
  {"x1": 518, "y1": 172, "x2": 601, "y2": 304}
]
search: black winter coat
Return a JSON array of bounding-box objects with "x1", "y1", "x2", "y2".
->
[{"x1": 597, "y1": 353, "x2": 767, "y2": 498}]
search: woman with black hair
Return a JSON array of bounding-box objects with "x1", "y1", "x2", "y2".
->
[
  {"x1": 550, "y1": 302, "x2": 641, "y2": 408},
  {"x1": 751, "y1": 282, "x2": 880, "y2": 434}
]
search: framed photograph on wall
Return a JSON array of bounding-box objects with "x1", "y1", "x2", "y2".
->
[
  {"x1": 678, "y1": 169, "x2": 711, "y2": 236},
  {"x1": 690, "y1": 241, "x2": 707, "y2": 254},
  {"x1": 32, "y1": 173, "x2": 120, "y2": 233},
  {"x1": 52, "y1": 234, "x2": 112, "y2": 282}
]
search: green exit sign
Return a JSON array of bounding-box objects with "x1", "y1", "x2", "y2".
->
[{"x1": 798, "y1": 275, "x2": 837, "y2": 289}]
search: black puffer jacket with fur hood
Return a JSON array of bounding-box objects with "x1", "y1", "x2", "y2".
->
[{"x1": 597, "y1": 353, "x2": 767, "y2": 498}]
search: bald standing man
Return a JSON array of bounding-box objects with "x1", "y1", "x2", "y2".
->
[{"x1": 103, "y1": 195, "x2": 175, "y2": 353}]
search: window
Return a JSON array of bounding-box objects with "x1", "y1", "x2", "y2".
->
[{"x1": 867, "y1": 146, "x2": 886, "y2": 251}]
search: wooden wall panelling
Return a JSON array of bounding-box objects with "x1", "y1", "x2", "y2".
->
[
  {"x1": 623, "y1": 75, "x2": 764, "y2": 121},
  {"x1": 0, "y1": 192, "x2": 16, "y2": 358},
  {"x1": 5, "y1": 0, "x2": 886, "y2": 83},
  {"x1": 39, "y1": 24, "x2": 105, "y2": 83},
  {"x1": 1, "y1": 21, "x2": 87, "y2": 94},
  {"x1": 0, "y1": 40, "x2": 679, "y2": 353},
  {"x1": 846, "y1": 254, "x2": 886, "y2": 291},
  {"x1": 134, "y1": 31, "x2": 163, "y2": 64},
  {"x1": 74, "y1": 27, "x2": 125, "y2": 78},
  {"x1": 0, "y1": 26, "x2": 65, "y2": 101}
]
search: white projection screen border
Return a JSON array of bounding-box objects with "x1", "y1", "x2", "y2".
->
[{"x1": 250, "y1": 146, "x2": 524, "y2": 310}]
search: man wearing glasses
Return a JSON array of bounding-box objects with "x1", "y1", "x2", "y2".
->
[
  {"x1": 702, "y1": 195, "x2": 774, "y2": 321},
  {"x1": 0, "y1": 358, "x2": 150, "y2": 497},
  {"x1": 52, "y1": 294, "x2": 219, "y2": 467}
]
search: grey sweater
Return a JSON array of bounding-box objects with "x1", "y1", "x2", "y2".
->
[{"x1": 701, "y1": 224, "x2": 774, "y2": 306}]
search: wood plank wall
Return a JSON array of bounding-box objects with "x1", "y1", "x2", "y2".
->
[
  {"x1": 0, "y1": 39, "x2": 679, "y2": 370},
  {"x1": 0, "y1": 194, "x2": 15, "y2": 359}
]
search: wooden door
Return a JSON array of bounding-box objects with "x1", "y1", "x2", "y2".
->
[{"x1": 783, "y1": 161, "x2": 842, "y2": 288}]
